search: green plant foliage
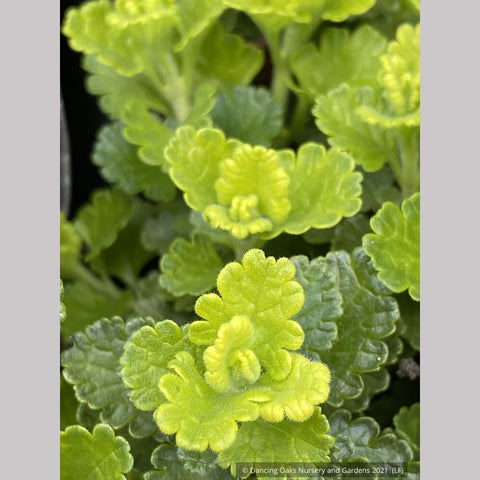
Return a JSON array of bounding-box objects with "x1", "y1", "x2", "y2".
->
[
  {"x1": 211, "y1": 85, "x2": 283, "y2": 146},
  {"x1": 120, "y1": 320, "x2": 193, "y2": 411},
  {"x1": 73, "y1": 188, "x2": 135, "y2": 261},
  {"x1": 291, "y1": 25, "x2": 386, "y2": 100},
  {"x1": 293, "y1": 249, "x2": 400, "y2": 408},
  {"x1": 326, "y1": 409, "x2": 414, "y2": 466},
  {"x1": 60, "y1": 424, "x2": 133, "y2": 480},
  {"x1": 159, "y1": 235, "x2": 223, "y2": 296},
  {"x1": 60, "y1": 212, "x2": 82, "y2": 278},
  {"x1": 218, "y1": 408, "x2": 334, "y2": 480},
  {"x1": 190, "y1": 249, "x2": 305, "y2": 380},
  {"x1": 62, "y1": 317, "x2": 151, "y2": 428},
  {"x1": 92, "y1": 121, "x2": 176, "y2": 201},
  {"x1": 363, "y1": 193, "x2": 420, "y2": 300},
  {"x1": 61, "y1": 281, "x2": 133, "y2": 338},
  {"x1": 145, "y1": 444, "x2": 232, "y2": 480},
  {"x1": 61, "y1": 1, "x2": 421, "y2": 475},
  {"x1": 154, "y1": 351, "x2": 269, "y2": 452},
  {"x1": 166, "y1": 126, "x2": 362, "y2": 239},
  {"x1": 393, "y1": 403, "x2": 420, "y2": 457}
]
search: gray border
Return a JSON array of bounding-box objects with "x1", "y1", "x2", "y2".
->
[
  {"x1": 422, "y1": 0, "x2": 478, "y2": 477},
  {"x1": 2, "y1": 0, "x2": 59, "y2": 476}
]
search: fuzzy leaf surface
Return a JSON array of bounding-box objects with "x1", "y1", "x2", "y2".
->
[
  {"x1": 291, "y1": 25, "x2": 386, "y2": 99},
  {"x1": 120, "y1": 320, "x2": 193, "y2": 411},
  {"x1": 393, "y1": 403, "x2": 420, "y2": 457},
  {"x1": 290, "y1": 255, "x2": 342, "y2": 351},
  {"x1": 196, "y1": 23, "x2": 264, "y2": 89},
  {"x1": 145, "y1": 444, "x2": 232, "y2": 480},
  {"x1": 62, "y1": 317, "x2": 145, "y2": 428},
  {"x1": 313, "y1": 84, "x2": 399, "y2": 172},
  {"x1": 154, "y1": 352, "x2": 269, "y2": 452},
  {"x1": 218, "y1": 408, "x2": 333, "y2": 480},
  {"x1": 190, "y1": 249, "x2": 305, "y2": 380},
  {"x1": 298, "y1": 249, "x2": 399, "y2": 407},
  {"x1": 363, "y1": 193, "x2": 420, "y2": 300},
  {"x1": 60, "y1": 424, "x2": 133, "y2": 480},
  {"x1": 321, "y1": 0, "x2": 376, "y2": 21},
  {"x1": 211, "y1": 86, "x2": 282, "y2": 146},
  {"x1": 92, "y1": 122, "x2": 175, "y2": 201},
  {"x1": 257, "y1": 353, "x2": 331, "y2": 422},
  {"x1": 73, "y1": 188, "x2": 135, "y2": 261},
  {"x1": 278, "y1": 143, "x2": 362, "y2": 236},
  {"x1": 159, "y1": 235, "x2": 223, "y2": 296},
  {"x1": 324, "y1": 410, "x2": 414, "y2": 479}
]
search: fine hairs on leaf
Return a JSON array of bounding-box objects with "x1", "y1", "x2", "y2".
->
[{"x1": 61, "y1": 0, "x2": 420, "y2": 476}]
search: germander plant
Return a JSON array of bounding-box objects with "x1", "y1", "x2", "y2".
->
[{"x1": 60, "y1": 1, "x2": 420, "y2": 479}]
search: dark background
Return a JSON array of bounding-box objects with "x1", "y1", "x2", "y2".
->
[{"x1": 61, "y1": 0, "x2": 107, "y2": 216}]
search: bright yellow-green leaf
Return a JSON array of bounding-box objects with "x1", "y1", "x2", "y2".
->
[
  {"x1": 363, "y1": 192, "x2": 420, "y2": 300},
  {"x1": 190, "y1": 249, "x2": 305, "y2": 381},
  {"x1": 60, "y1": 212, "x2": 82, "y2": 278},
  {"x1": 120, "y1": 320, "x2": 191, "y2": 411},
  {"x1": 291, "y1": 25, "x2": 386, "y2": 99},
  {"x1": 154, "y1": 351, "x2": 269, "y2": 452},
  {"x1": 61, "y1": 424, "x2": 133, "y2": 480},
  {"x1": 277, "y1": 143, "x2": 363, "y2": 236},
  {"x1": 322, "y1": 0, "x2": 376, "y2": 21},
  {"x1": 258, "y1": 353, "x2": 330, "y2": 422}
]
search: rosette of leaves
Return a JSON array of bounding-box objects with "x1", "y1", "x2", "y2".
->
[
  {"x1": 120, "y1": 249, "x2": 333, "y2": 460},
  {"x1": 164, "y1": 125, "x2": 362, "y2": 239},
  {"x1": 313, "y1": 22, "x2": 420, "y2": 196}
]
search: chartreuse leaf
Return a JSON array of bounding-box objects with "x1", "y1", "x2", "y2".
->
[
  {"x1": 195, "y1": 22, "x2": 264, "y2": 90},
  {"x1": 313, "y1": 84, "x2": 398, "y2": 172},
  {"x1": 62, "y1": 0, "x2": 143, "y2": 75},
  {"x1": 211, "y1": 86, "x2": 282, "y2": 146},
  {"x1": 83, "y1": 54, "x2": 170, "y2": 119},
  {"x1": 190, "y1": 249, "x2": 305, "y2": 381},
  {"x1": 205, "y1": 145, "x2": 292, "y2": 239},
  {"x1": 92, "y1": 121, "x2": 175, "y2": 201},
  {"x1": 164, "y1": 126, "x2": 240, "y2": 211},
  {"x1": 276, "y1": 143, "x2": 362, "y2": 236},
  {"x1": 145, "y1": 443, "x2": 232, "y2": 480},
  {"x1": 61, "y1": 281, "x2": 132, "y2": 339},
  {"x1": 120, "y1": 320, "x2": 194, "y2": 411},
  {"x1": 363, "y1": 193, "x2": 420, "y2": 300},
  {"x1": 321, "y1": 0, "x2": 376, "y2": 21},
  {"x1": 326, "y1": 409, "x2": 414, "y2": 465},
  {"x1": 60, "y1": 212, "x2": 82, "y2": 278},
  {"x1": 159, "y1": 235, "x2": 223, "y2": 296},
  {"x1": 120, "y1": 100, "x2": 174, "y2": 167},
  {"x1": 393, "y1": 403, "x2": 420, "y2": 457},
  {"x1": 60, "y1": 424, "x2": 133, "y2": 480},
  {"x1": 166, "y1": 127, "x2": 362, "y2": 239},
  {"x1": 296, "y1": 249, "x2": 399, "y2": 407},
  {"x1": 154, "y1": 351, "x2": 269, "y2": 452},
  {"x1": 62, "y1": 317, "x2": 152, "y2": 428},
  {"x1": 357, "y1": 23, "x2": 420, "y2": 127},
  {"x1": 257, "y1": 353, "x2": 330, "y2": 422},
  {"x1": 291, "y1": 25, "x2": 386, "y2": 100},
  {"x1": 74, "y1": 188, "x2": 135, "y2": 261},
  {"x1": 218, "y1": 408, "x2": 334, "y2": 480}
]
